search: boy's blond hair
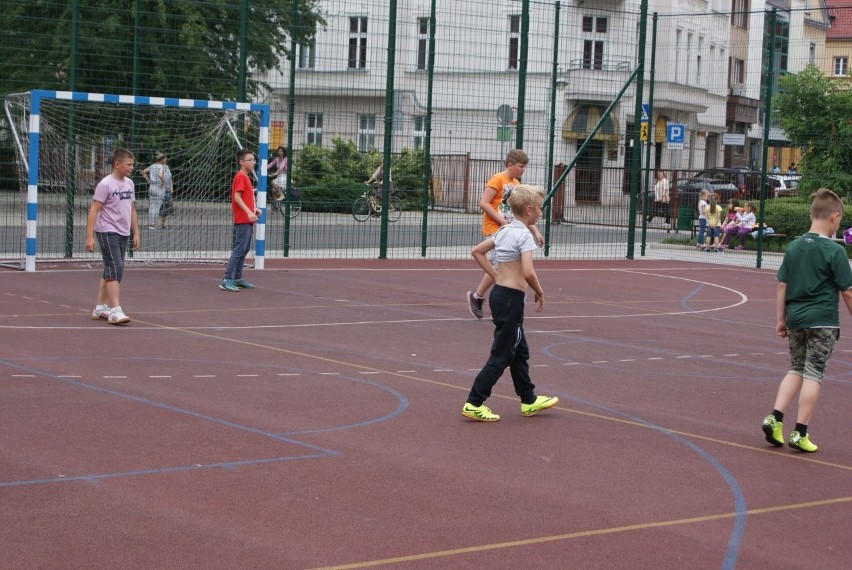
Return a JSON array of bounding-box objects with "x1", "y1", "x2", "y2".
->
[
  {"x1": 810, "y1": 187, "x2": 844, "y2": 220},
  {"x1": 505, "y1": 149, "x2": 529, "y2": 166},
  {"x1": 507, "y1": 184, "x2": 544, "y2": 216}
]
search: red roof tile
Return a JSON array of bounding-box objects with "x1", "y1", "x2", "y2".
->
[{"x1": 826, "y1": 1, "x2": 852, "y2": 39}]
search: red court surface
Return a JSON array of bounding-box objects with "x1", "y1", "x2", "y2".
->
[{"x1": 1, "y1": 259, "x2": 851, "y2": 569}]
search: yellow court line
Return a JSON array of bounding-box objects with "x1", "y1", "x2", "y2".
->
[
  {"x1": 308, "y1": 496, "x2": 852, "y2": 570},
  {"x1": 117, "y1": 319, "x2": 852, "y2": 473}
]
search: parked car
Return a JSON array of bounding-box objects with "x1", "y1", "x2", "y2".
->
[
  {"x1": 675, "y1": 167, "x2": 773, "y2": 205},
  {"x1": 767, "y1": 174, "x2": 800, "y2": 198}
]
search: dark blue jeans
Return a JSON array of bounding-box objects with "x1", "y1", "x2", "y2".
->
[
  {"x1": 224, "y1": 223, "x2": 254, "y2": 280},
  {"x1": 467, "y1": 285, "x2": 537, "y2": 406}
]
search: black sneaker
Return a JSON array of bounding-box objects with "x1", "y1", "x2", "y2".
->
[{"x1": 467, "y1": 291, "x2": 483, "y2": 319}]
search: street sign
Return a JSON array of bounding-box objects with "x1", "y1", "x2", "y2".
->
[
  {"x1": 722, "y1": 133, "x2": 746, "y2": 146},
  {"x1": 666, "y1": 122, "x2": 685, "y2": 150},
  {"x1": 640, "y1": 103, "x2": 649, "y2": 141},
  {"x1": 496, "y1": 104, "x2": 513, "y2": 126},
  {"x1": 497, "y1": 127, "x2": 513, "y2": 142}
]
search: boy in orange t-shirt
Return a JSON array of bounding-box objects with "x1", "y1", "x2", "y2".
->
[{"x1": 466, "y1": 149, "x2": 544, "y2": 319}]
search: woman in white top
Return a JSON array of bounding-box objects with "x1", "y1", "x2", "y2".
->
[
  {"x1": 142, "y1": 152, "x2": 173, "y2": 229},
  {"x1": 647, "y1": 170, "x2": 670, "y2": 225}
]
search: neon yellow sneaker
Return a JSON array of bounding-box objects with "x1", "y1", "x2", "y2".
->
[
  {"x1": 788, "y1": 431, "x2": 818, "y2": 452},
  {"x1": 762, "y1": 415, "x2": 784, "y2": 447},
  {"x1": 521, "y1": 395, "x2": 559, "y2": 417},
  {"x1": 461, "y1": 403, "x2": 500, "y2": 422}
]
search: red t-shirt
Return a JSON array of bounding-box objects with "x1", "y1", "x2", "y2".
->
[{"x1": 231, "y1": 170, "x2": 256, "y2": 224}]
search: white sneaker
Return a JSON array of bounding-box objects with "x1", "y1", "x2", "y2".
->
[
  {"x1": 92, "y1": 304, "x2": 110, "y2": 320},
  {"x1": 108, "y1": 306, "x2": 131, "y2": 325}
]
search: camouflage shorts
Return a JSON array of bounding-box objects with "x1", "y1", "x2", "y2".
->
[{"x1": 787, "y1": 328, "x2": 840, "y2": 384}]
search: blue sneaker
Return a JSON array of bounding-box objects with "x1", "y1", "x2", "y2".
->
[
  {"x1": 233, "y1": 278, "x2": 255, "y2": 289},
  {"x1": 219, "y1": 279, "x2": 239, "y2": 292}
]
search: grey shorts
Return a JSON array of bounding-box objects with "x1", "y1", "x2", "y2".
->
[
  {"x1": 95, "y1": 231, "x2": 128, "y2": 282},
  {"x1": 787, "y1": 328, "x2": 840, "y2": 384}
]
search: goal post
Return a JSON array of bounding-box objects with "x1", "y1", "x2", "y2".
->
[{"x1": 4, "y1": 89, "x2": 270, "y2": 272}]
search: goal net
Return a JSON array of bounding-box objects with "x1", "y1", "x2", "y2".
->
[{"x1": 3, "y1": 90, "x2": 270, "y2": 271}]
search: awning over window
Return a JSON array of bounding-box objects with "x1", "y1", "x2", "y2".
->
[{"x1": 561, "y1": 105, "x2": 620, "y2": 142}]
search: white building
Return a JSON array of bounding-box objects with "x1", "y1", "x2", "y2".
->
[{"x1": 259, "y1": 1, "x2": 763, "y2": 207}]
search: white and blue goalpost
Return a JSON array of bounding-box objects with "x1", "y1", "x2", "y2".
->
[{"x1": 8, "y1": 89, "x2": 270, "y2": 272}]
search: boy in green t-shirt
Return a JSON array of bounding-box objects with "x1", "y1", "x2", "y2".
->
[{"x1": 762, "y1": 188, "x2": 852, "y2": 452}]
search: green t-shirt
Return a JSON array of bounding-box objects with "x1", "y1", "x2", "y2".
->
[{"x1": 776, "y1": 233, "x2": 852, "y2": 328}]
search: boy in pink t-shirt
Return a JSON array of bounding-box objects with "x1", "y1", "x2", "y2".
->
[{"x1": 85, "y1": 148, "x2": 139, "y2": 325}]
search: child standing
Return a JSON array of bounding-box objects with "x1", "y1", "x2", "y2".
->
[
  {"x1": 219, "y1": 149, "x2": 260, "y2": 292},
  {"x1": 467, "y1": 149, "x2": 543, "y2": 319},
  {"x1": 462, "y1": 184, "x2": 559, "y2": 422},
  {"x1": 762, "y1": 188, "x2": 852, "y2": 452},
  {"x1": 86, "y1": 148, "x2": 140, "y2": 325},
  {"x1": 696, "y1": 189, "x2": 709, "y2": 250},
  {"x1": 704, "y1": 194, "x2": 723, "y2": 251}
]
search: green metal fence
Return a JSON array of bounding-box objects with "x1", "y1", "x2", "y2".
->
[{"x1": 0, "y1": 1, "x2": 843, "y2": 269}]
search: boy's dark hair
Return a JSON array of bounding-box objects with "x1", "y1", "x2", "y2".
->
[
  {"x1": 811, "y1": 188, "x2": 844, "y2": 220},
  {"x1": 236, "y1": 148, "x2": 253, "y2": 162},
  {"x1": 112, "y1": 148, "x2": 134, "y2": 164}
]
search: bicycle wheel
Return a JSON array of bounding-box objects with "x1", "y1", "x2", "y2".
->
[
  {"x1": 387, "y1": 196, "x2": 402, "y2": 222},
  {"x1": 352, "y1": 196, "x2": 371, "y2": 222},
  {"x1": 288, "y1": 199, "x2": 302, "y2": 218}
]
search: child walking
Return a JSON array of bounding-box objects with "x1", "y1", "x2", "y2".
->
[
  {"x1": 462, "y1": 184, "x2": 559, "y2": 422},
  {"x1": 86, "y1": 148, "x2": 140, "y2": 325},
  {"x1": 467, "y1": 149, "x2": 543, "y2": 319},
  {"x1": 219, "y1": 148, "x2": 260, "y2": 292},
  {"x1": 762, "y1": 188, "x2": 852, "y2": 452}
]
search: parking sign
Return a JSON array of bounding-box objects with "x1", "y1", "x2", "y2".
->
[{"x1": 666, "y1": 122, "x2": 685, "y2": 150}]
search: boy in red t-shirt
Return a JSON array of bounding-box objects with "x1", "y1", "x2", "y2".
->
[
  {"x1": 219, "y1": 149, "x2": 260, "y2": 292},
  {"x1": 466, "y1": 149, "x2": 543, "y2": 318}
]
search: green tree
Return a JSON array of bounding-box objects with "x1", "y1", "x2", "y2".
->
[
  {"x1": 774, "y1": 66, "x2": 852, "y2": 197},
  {"x1": 0, "y1": 0, "x2": 324, "y2": 101}
]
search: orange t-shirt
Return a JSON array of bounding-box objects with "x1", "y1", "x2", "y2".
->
[{"x1": 482, "y1": 171, "x2": 517, "y2": 235}]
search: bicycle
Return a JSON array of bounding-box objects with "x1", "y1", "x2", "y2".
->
[
  {"x1": 352, "y1": 184, "x2": 401, "y2": 222},
  {"x1": 268, "y1": 185, "x2": 302, "y2": 218}
]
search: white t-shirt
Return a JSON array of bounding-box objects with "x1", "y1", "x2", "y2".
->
[
  {"x1": 93, "y1": 174, "x2": 135, "y2": 236},
  {"x1": 494, "y1": 220, "x2": 537, "y2": 264},
  {"x1": 698, "y1": 199, "x2": 708, "y2": 220}
]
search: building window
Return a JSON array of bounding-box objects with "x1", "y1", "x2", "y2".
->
[
  {"x1": 835, "y1": 56, "x2": 848, "y2": 76},
  {"x1": 357, "y1": 114, "x2": 376, "y2": 152},
  {"x1": 417, "y1": 17, "x2": 430, "y2": 71},
  {"x1": 732, "y1": 58, "x2": 745, "y2": 86},
  {"x1": 581, "y1": 16, "x2": 607, "y2": 70},
  {"x1": 298, "y1": 36, "x2": 316, "y2": 70},
  {"x1": 809, "y1": 42, "x2": 816, "y2": 66},
  {"x1": 686, "y1": 33, "x2": 693, "y2": 85},
  {"x1": 732, "y1": 0, "x2": 748, "y2": 28},
  {"x1": 675, "y1": 29, "x2": 682, "y2": 78},
  {"x1": 413, "y1": 116, "x2": 425, "y2": 150},
  {"x1": 508, "y1": 15, "x2": 520, "y2": 70},
  {"x1": 348, "y1": 16, "x2": 368, "y2": 69},
  {"x1": 306, "y1": 113, "x2": 323, "y2": 146},
  {"x1": 696, "y1": 37, "x2": 704, "y2": 84}
]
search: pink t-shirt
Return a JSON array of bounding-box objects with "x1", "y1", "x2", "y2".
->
[{"x1": 92, "y1": 174, "x2": 135, "y2": 236}]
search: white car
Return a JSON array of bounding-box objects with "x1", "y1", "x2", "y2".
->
[{"x1": 767, "y1": 175, "x2": 800, "y2": 198}]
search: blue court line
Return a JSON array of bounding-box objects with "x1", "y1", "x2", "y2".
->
[
  {"x1": 0, "y1": 454, "x2": 332, "y2": 489},
  {"x1": 0, "y1": 358, "x2": 343, "y2": 487},
  {"x1": 538, "y1": 284, "x2": 748, "y2": 570},
  {"x1": 278, "y1": 375, "x2": 408, "y2": 435}
]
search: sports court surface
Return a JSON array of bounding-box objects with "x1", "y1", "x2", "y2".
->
[{"x1": 1, "y1": 259, "x2": 850, "y2": 569}]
